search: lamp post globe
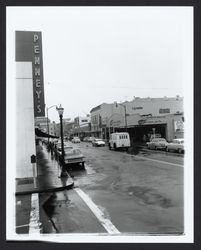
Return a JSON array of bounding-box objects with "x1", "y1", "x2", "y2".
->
[
  {"x1": 56, "y1": 104, "x2": 68, "y2": 177},
  {"x1": 57, "y1": 104, "x2": 64, "y2": 116}
]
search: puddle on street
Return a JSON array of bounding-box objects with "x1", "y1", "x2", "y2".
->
[
  {"x1": 68, "y1": 163, "x2": 96, "y2": 178},
  {"x1": 85, "y1": 164, "x2": 96, "y2": 174},
  {"x1": 67, "y1": 163, "x2": 104, "y2": 188},
  {"x1": 127, "y1": 186, "x2": 173, "y2": 208}
]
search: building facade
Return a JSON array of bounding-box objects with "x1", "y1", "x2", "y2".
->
[
  {"x1": 90, "y1": 96, "x2": 184, "y2": 142},
  {"x1": 71, "y1": 116, "x2": 91, "y2": 139},
  {"x1": 35, "y1": 116, "x2": 49, "y2": 132}
]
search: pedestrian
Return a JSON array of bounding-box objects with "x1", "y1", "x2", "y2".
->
[{"x1": 50, "y1": 146, "x2": 53, "y2": 158}]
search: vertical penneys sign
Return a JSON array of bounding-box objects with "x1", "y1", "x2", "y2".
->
[
  {"x1": 16, "y1": 31, "x2": 45, "y2": 117},
  {"x1": 33, "y1": 33, "x2": 45, "y2": 116}
]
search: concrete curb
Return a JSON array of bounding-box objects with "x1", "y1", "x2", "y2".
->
[{"x1": 15, "y1": 181, "x2": 74, "y2": 196}]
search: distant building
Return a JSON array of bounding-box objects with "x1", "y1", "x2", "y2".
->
[
  {"x1": 90, "y1": 96, "x2": 184, "y2": 142},
  {"x1": 35, "y1": 116, "x2": 49, "y2": 132},
  {"x1": 49, "y1": 121, "x2": 57, "y2": 136},
  {"x1": 55, "y1": 118, "x2": 74, "y2": 137},
  {"x1": 71, "y1": 116, "x2": 91, "y2": 139},
  {"x1": 62, "y1": 118, "x2": 71, "y2": 136},
  {"x1": 64, "y1": 121, "x2": 75, "y2": 138}
]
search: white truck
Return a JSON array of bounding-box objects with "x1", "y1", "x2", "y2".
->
[{"x1": 109, "y1": 132, "x2": 131, "y2": 150}]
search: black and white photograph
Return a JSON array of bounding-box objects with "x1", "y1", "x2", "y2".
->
[{"x1": 6, "y1": 6, "x2": 193, "y2": 243}]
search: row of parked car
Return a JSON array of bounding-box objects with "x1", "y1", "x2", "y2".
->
[
  {"x1": 70, "y1": 136, "x2": 106, "y2": 147},
  {"x1": 146, "y1": 138, "x2": 184, "y2": 153},
  {"x1": 67, "y1": 134, "x2": 184, "y2": 154}
]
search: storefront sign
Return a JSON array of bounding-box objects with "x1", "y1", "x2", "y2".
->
[
  {"x1": 159, "y1": 108, "x2": 170, "y2": 114},
  {"x1": 109, "y1": 119, "x2": 122, "y2": 127},
  {"x1": 33, "y1": 33, "x2": 44, "y2": 116},
  {"x1": 132, "y1": 106, "x2": 143, "y2": 110},
  {"x1": 138, "y1": 118, "x2": 165, "y2": 125},
  {"x1": 138, "y1": 119, "x2": 146, "y2": 125},
  {"x1": 16, "y1": 31, "x2": 45, "y2": 117},
  {"x1": 174, "y1": 120, "x2": 184, "y2": 132}
]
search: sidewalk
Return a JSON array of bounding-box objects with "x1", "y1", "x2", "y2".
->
[{"x1": 16, "y1": 144, "x2": 74, "y2": 195}]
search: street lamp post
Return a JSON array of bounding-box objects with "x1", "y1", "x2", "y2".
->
[
  {"x1": 56, "y1": 104, "x2": 68, "y2": 177},
  {"x1": 46, "y1": 105, "x2": 57, "y2": 145}
]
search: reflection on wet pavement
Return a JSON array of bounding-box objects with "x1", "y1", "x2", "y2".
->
[
  {"x1": 127, "y1": 186, "x2": 173, "y2": 208},
  {"x1": 43, "y1": 191, "x2": 72, "y2": 233}
]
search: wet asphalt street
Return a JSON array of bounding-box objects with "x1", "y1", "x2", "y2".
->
[{"x1": 39, "y1": 142, "x2": 184, "y2": 235}]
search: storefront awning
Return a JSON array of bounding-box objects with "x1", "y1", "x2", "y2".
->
[{"x1": 35, "y1": 128, "x2": 59, "y2": 138}]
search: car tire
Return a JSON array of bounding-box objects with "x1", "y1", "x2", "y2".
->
[
  {"x1": 109, "y1": 144, "x2": 111, "y2": 150},
  {"x1": 178, "y1": 148, "x2": 182, "y2": 154},
  {"x1": 114, "y1": 144, "x2": 117, "y2": 151},
  {"x1": 166, "y1": 147, "x2": 169, "y2": 152}
]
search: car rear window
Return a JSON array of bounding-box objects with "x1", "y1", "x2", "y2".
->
[
  {"x1": 65, "y1": 149, "x2": 81, "y2": 156},
  {"x1": 64, "y1": 146, "x2": 73, "y2": 150},
  {"x1": 173, "y1": 139, "x2": 184, "y2": 144}
]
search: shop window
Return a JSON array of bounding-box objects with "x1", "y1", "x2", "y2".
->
[{"x1": 159, "y1": 108, "x2": 170, "y2": 114}]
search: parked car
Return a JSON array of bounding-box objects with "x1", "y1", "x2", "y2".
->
[
  {"x1": 83, "y1": 137, "x2": 89, "y2": 142},
  {"x1": 92, "y1": 138, "x2": 106, "y2": 147},
  {"x1": 63, "y1": 148, "x2": 85, "y2": 168},
  {"x1": 87, "y1": 137, "x2": 95, "y2": 142},
  {"x1": 72, "y1": 137, "x2": 81, "y2": 143},
  {"x1": 55, "y1": 145, "x2": 72, "y2": 158},
  {"x1": 166, "y1": 138, "x2": 184, "y2": 153},
  {"x1": 109, "y1": 132, "x2": 130, "y2": 150},
  {"x1": 147, "y1": 138, "x2": 168, "y2": 150}
]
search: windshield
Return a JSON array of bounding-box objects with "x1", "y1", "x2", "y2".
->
[
  {"x1": 58, "y1": 146, "x2": 72, "y2": 151},
  {"x1": 173, "y1": 139, "x2": 184, "y2": 144},
  {"x1": 64, "y1": 146, "x2": 73, "y2": 150},
  {"x1": 65, "y1": 149, "x2": 82, "y2": 156}
]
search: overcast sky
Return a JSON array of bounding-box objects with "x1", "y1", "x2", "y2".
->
[{"x1": 7, "y1": 7, "x2": 193, "y2": 123}]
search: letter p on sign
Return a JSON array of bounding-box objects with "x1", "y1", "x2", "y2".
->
[{"x1": 34, "y1": 34, "x2": 39, "y2": 42}]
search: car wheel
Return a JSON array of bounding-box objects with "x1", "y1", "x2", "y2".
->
[
  {"x1": 114, "y1": 144, "x2": 117, "y2": 151},
  {"x1": 82, "y1": 162, "x2": 85, "y2": 168},
  {"x1": 178, "y1": 148, "x2": 182, "y2": 154},
  {"x1": 109, "y1": 144, "x2": 111, "y2": 150},
  {"x1": 166, "y1": 147, "x2": 169, "y2": 152}
]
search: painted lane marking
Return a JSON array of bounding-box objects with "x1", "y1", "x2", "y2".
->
[
  {"x1": 134, "y1": 155, "x2": 183, "y2": 168},
  {"x1": 75, "y1": 188, "x2": 120, "y2": 235},
  {"x1": 29, "y1": 193, "x2": 41, "y2": 234}
]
